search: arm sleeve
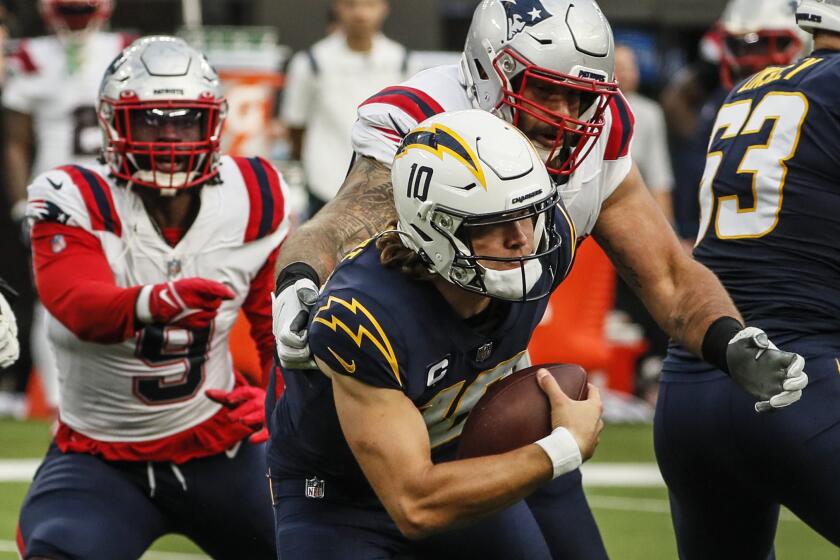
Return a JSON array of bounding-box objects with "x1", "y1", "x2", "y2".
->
[
  {"x1": 309, "y1": 288, "x2": 406, "y2": 391},
  {"x1": 280, "y1": 51, "x2": 314, "y2": 128},
  {"x1": 241, "y1": 245, "x2": 281, "y2": 387},
  {"x1": 31, "y1": 221, "x2": 142, "y2": 344}
]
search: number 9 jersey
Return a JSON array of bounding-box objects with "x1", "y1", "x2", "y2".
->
[
  {"x1": 693, "y1": 50, "x2": 840, "y2": 336},
  {"x1": 25, "y1": 157, "x2": 289, "y2": 463}
]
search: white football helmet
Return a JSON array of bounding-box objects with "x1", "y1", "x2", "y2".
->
[
  {"x1": 720, "y1": 0, "x2": 809, "y2": 87},
  {"x1": 461, "y1": 0, "x2": 619, "y2": 176},
  {"x1": 97, "y1": 36, "x2": 227, "y2": 193},
  {"x1": 796, "y1": 0, "x2": 840, "y2": 35},
  {"x1": 392, "y1": 110, "x2": 565, "y2": 302}
]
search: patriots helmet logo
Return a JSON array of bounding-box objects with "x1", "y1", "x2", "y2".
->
[{"x1": 501, "y1": 0, "x2": 553, "y2": 41}]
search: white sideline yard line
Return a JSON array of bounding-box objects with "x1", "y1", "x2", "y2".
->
[
  {"x1": 582, "y1": 463, "x2": 665, "y2": 487},
  {"x1": 1, "y1": 460, "x2": 666, "y2": 485},
  {"x1": 0, "y1": 460, "x2": 39, "y2": 482}
]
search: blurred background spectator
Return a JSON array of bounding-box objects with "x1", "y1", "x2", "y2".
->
[{"x1": 281, "y1": 0, "x2": 407, "y2": 217}]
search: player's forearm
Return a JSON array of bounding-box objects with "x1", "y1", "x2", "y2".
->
[
  {"x1": 274, "y1": 156, "x2": 396, "y2": 283},
  {"x1": 32, "y1": 222, "x2": 141, "y2": 343},
  {"x1": 387, "y1": 445, "x2": 552, "y2": 539},
  {"x1": 636, "y1": 256, "x2": 742, "y2": 356}
]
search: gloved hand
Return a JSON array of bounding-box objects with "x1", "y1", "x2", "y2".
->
[
  {"x1": 726, "y1": 327, "x2": 809, "y2": 413},
  {"x1": 139, "y1": 278, "x2": 235, "y2": 329},
  {"x1": 206, "y1": 385, "x2": 268, "y2": 443},
  {"x1": 272, "y1": 263, "x2": 320, "y2": 370},
  {"x1": 0, "y1": 292, "x2": 20, "y2": 369}
]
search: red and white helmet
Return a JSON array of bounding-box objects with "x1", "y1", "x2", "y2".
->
[
  {"x1": 719, "y1": 0, "x2": 808, "y2": 88},
  {"x1": 461, "y1": 0, "x2": 619, "y2": 176},
  {"x1": 97, "y1": 36, "x2": 227, "y2": 193},
  {"x1": 39, "y1": 0, "x2": 113, "y2": 35}
]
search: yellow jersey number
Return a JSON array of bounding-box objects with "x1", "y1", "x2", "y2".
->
[{"x1": 697, "y1": 92, "x2": 809, "y2": 244}]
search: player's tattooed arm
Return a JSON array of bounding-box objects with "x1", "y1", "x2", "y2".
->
[
  {"x1": 275, "y1": 156, "x2": 397, "y2": 282},
  {"x1": 593, "y1": 164, "x2": 743, "y2": 356}
]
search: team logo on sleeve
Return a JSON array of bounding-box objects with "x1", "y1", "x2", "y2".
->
[
  {"x1": 502, "y1": 0, "x2": 553, "y2": 40},
  {"x1": 395, "y1": 124, "x2": 487, "y2": 189},
  {"x1": 27, "y1": 199, "x2": 71, "y2": 225},
  {"x1": 313, "y1": 296, "x2": 402, "y2": 386}
]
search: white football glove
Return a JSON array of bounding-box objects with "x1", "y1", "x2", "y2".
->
[
  {"x1": 726, "y1": 327, "x2": 808, "y2": 413},
  {"x1": 272, "y1": 277, "x2": 319, "y2": 370},
  {"x1": 0, "y1": 292, "x2": 20, "y2": 369}
]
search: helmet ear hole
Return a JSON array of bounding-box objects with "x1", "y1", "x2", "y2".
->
[{"x1": 474, "y1": 59, "x2": 489, "y2": 81}]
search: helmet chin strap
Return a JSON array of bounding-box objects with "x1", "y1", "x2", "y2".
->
[{"x1": 481, "y1": 259, "x2": 543, "y2": 300}]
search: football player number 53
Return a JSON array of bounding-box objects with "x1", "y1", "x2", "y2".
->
[{"x1": 697, "y1": 92, "x2": 808, "y2": 243}]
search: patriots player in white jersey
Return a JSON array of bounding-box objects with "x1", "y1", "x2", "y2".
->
[
  {"x1": 272, "y1": 0, "x2": 808, "y2": 556},
  {"x1": 16, "y1": 37, "x2": 284, "y2": 559}
]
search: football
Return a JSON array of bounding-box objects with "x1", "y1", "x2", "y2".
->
[{"x1": 457, "y1": 363, "x2": 588, "y2": 460}]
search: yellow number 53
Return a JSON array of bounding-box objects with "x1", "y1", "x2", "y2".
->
[{"x1": 697, "y1": 91, "x2": 809, "y2": 243}]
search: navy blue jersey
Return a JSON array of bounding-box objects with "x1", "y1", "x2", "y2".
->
[
  {"x1": 693, "y1": 50, "x2": 840, "y2": 337},
  {"x1": 268, "y1": 207, "x2": 576, "y2": 502}
]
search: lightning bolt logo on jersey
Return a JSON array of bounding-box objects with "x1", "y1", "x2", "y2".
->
[
  {"x1": 501, "y1": 0, "x2": 553, "y2": 40},
  {"x1": 313, "y1": 296, "x2": 402, "y2": 385}
]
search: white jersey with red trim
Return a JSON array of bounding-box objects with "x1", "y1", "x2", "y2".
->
[
  {"x1": 3, "y1": 32, "x2": 132, "y2": 176},
  {"x1": 26, "y1": 155, "x2": 289, "y2": 443},
  {"x1": 352, "y1": 64, "x2": 635, "y2": 236}
]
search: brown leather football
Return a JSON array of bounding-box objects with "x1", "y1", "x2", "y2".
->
[{"x1": 457, "y1": 363, "x2": 588, "y2": 460}]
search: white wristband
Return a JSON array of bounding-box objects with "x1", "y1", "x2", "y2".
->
[
  {"x1": 135, "y1": 285, "x2": 153, "y2": 324},
  {"x1": 535, "y1": 427, "x2": 582, "y2": 479}
]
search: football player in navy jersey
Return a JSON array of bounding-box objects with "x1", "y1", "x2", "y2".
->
[
  {"x1": 268, "y1": 110, "x2": 605, "y2": 559},
  {"x1": 654, "y1": 2, "x2": 840, "y2": 557}
]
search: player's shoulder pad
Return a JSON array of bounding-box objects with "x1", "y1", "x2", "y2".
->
[
  {"x1": 27, "y1": 165, "x2": 122, "y2": 235},
  {"x1": 359, "y1": 82, "x2": 446, "y2": 129},
  {"x1": 604, "y1": 91, "x2": 636, "y2": 161},
  {"x1": 309, "y1": 287, "x2": 406, "y2": 391},
  {"x1": 229, "y1": 156, "x2": 288, "y2": 243}
]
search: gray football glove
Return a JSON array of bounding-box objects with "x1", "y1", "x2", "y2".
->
[
  {"x1": 272, "y1": 278, "x2": 319, "y2": 370},
  {"x1": 726, "y1": 327, "x2": 808, "y2": 413}
]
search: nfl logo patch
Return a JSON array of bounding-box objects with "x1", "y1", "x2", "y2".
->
[
  {"x1": 475, "y1": 342, "x2": 494, "y2": 362},
  {"x1": 166, "y1": 258, "x2": 182, "y2": 278},
  {"x1": 305, "y1": 477, "x2": 325, "y2": 499},
  {"x1": 51, "y1": 234, "x2": 67, "y2": 254}
]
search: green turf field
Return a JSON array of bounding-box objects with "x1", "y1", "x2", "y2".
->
[{"x1": 0, "y1": 420, "x2": 835, "y2": 559}]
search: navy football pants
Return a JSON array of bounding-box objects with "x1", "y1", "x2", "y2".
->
[
  {"x1": 655, "y1": 336, "x2": 840, "y2": 559},
  {"x1": 271, "y1": 469, "x2": 607, "y2": 559},
  {"x1": 18, "y1": 441, "x2": 275, "y2": 559}
]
